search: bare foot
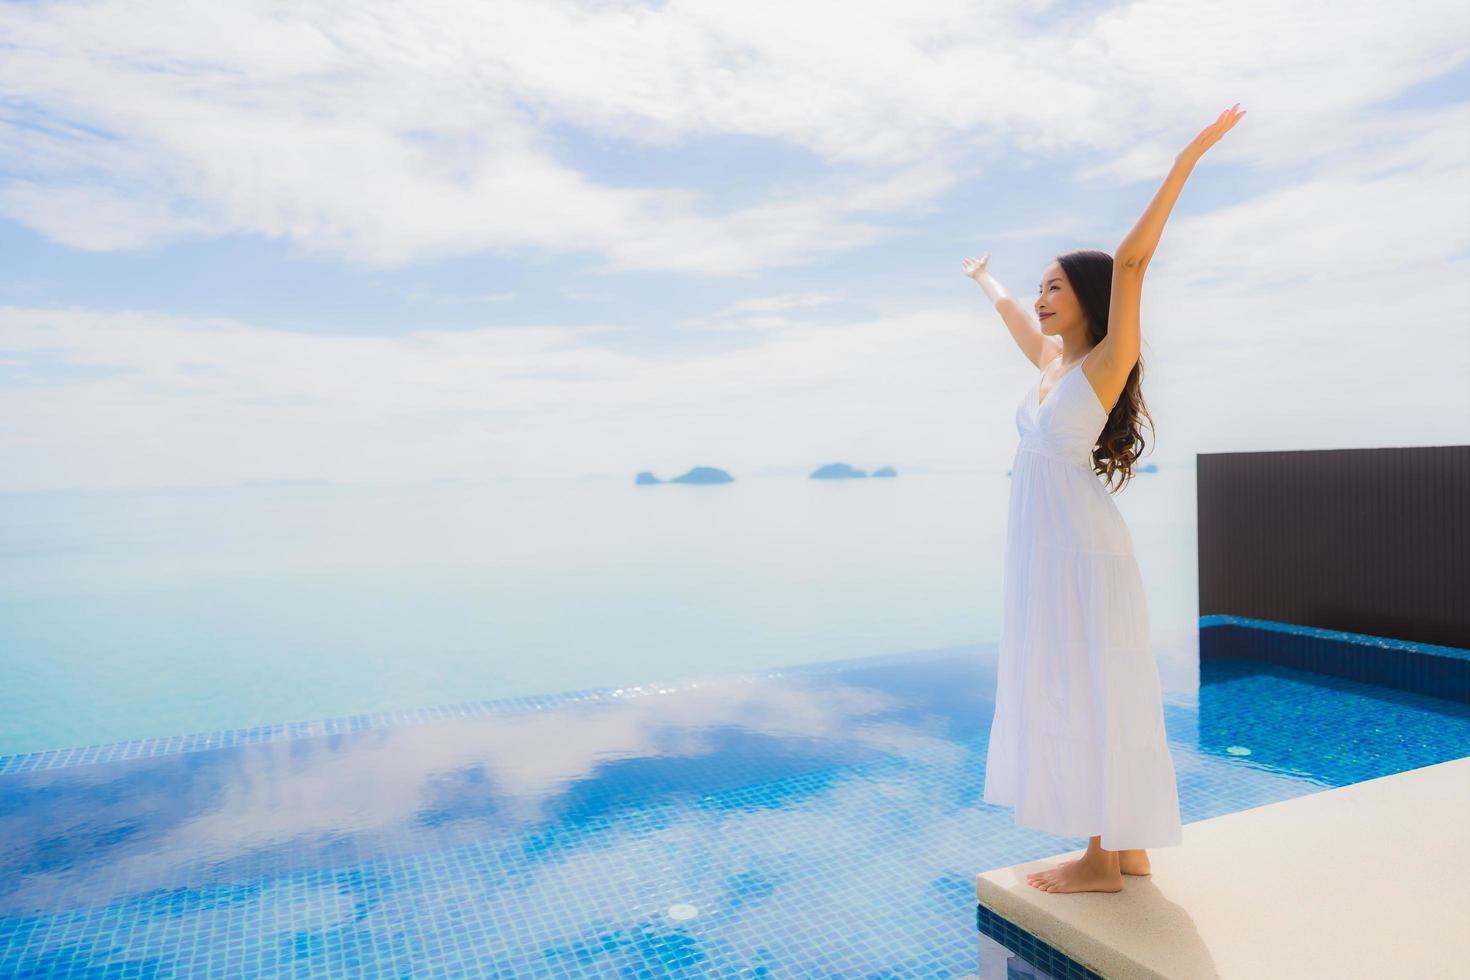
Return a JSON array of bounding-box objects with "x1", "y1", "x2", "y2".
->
[
  {"x1": 1118, "y1": 848, "x2": 1151, "y2": 876},
  {"x1": 1026, "y1": 856, "x2": 1079, "y2": 882},
  {"x1": 1025, "y1": 858, "x2": 1122, "y2": 894}
]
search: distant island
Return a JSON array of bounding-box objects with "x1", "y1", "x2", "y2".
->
[
  {"x1": 635, "y1": 463, "x2": 900, "y2": 484},
  {"x1": 635, "y1": 467, "x2": 733, "y2": 485},
  {"x1": 810, "y1": 463, "x2": 898, "y2": 480}
]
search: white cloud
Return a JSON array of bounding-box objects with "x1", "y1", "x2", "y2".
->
[
  {"x1": 673, "y1": 291, "x2": 848, "y2": 332},
  {"x1": 4, "y1": 204, "x2": 1468, "y2": 496},
  {"x1": 3, "y1": 0, "x2": 1464, "y2": 270},
  {"x1": 0, "y1": 0, "x2": 977, "y2": 270},
  {"x1": 2, "y1": 1, "x2": 1468, "y2": 492},
  {"x1": 0, "y1": 298, "x2": 996, "y2": 491},
  {"x1": 725, "y1": 293, "x2": 845, "y2": 315}
]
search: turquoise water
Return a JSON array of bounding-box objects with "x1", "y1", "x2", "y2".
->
[
  {"x1": 3, "y1": 646, "x2": 1467, "y2": 976},
  {"x1": 0, "y1": 469, "x2": 1199, "y2": 756}
]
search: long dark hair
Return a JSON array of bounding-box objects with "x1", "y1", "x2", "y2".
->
[{"x1": 1055, "y1": 248, "x2": 1154, "y2": 494}]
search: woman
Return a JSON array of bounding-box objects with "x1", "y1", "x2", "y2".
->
[{"x1": 962, "y1": 104, "x2": 1246, "y2": 894}]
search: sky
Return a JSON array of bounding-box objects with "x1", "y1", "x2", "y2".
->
[{"x1": 2, "y1": 0, "x2": 1468, "y2": 493}]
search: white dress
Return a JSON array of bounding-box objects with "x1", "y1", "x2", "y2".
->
[{"x1": 982, "y1": 354, "x2": 1183, "y2": 850}]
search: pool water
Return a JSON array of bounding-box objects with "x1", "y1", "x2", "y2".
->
[{"x1": 3, "y1": 645, "x2": 1468, "y2": 977}]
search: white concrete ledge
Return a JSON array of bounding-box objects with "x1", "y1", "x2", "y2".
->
[{"x1": 977, "y1": 756, "x2": 1470, "y2": 979}]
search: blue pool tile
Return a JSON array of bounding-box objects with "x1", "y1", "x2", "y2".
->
[
  {"x1": 1200, "y1": 614, "x2": 1470, "y2": 702},
  {"x1": 3, "y1": 640, "x2": 1468, "y2": 975}
]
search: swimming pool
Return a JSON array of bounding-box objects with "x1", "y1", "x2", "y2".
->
[{"x1": 3, "y1": 639, "x2": 1467, "y2": 976}]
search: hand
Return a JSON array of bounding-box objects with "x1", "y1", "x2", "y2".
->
[
  {"x1": 1179, "y1": 103, "x2": 1245, "y2": 164},
  {"x1": 962, "y1": 253, "x2": 991, "y2": 283}
]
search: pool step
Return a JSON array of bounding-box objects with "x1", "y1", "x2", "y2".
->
[{"x1": 1199, "y1": 615, "x2": 1470, "y2": 704}]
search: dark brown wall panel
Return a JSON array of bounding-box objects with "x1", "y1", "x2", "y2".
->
[{"x1": 1197, "y1": 445, "x2": 1470, "y2": 649}]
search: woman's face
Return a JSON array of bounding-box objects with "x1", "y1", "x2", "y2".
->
[{"x1": 1035, "y1": 262, "x2": 1081, "y2": 337}]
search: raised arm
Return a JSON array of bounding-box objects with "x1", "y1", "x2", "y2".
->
[
  {"x1": 1117, "y1": 104, "x2": 1245, "y2": 269},
  {"x1": 1107, "y1": 104, "x2": 1246, "y2": 363},
  {"x1": 963, "y1": 254, "x2": 1061, "y2": 369}
]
